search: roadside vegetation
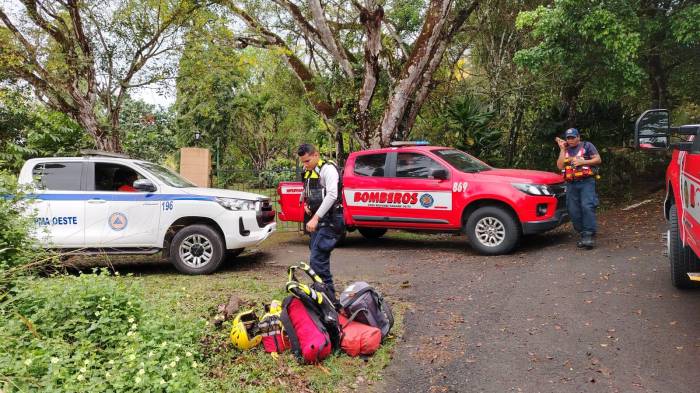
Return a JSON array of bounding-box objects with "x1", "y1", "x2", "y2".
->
[{"x1": 0, "y1": 172, "x2": 399, "y2": 392}]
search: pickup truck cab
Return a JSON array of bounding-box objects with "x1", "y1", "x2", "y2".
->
[
  {"x1": 635, "y1": 110, "x2": 700, "y2": 288},
  {"x1": 18, "y1": 151, "x2": 276, "y2": 274},
  {"x1": 278, "y1": 143, "x2": 568, "y2": 254}
]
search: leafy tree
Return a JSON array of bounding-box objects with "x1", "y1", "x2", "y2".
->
[
  {"x1": 219, "y1": 0, "x2": 481, "y2": 148},
  {"x1": 514, "y1": 0, "x2": 644, "y2": 126},
  {"x1": 0, "y1": 88, "x2": 87, "y2": 172},
  {"x1": 0, "y1": 0, "x2": 202, "y2": 152},
  {"x1": 120, "y1": 97, "x2": 177, "y2": 163}
]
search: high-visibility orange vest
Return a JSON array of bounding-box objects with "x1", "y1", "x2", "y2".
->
[{"x1": 563, "y1": 144, "x2": 594, "y2": 182}]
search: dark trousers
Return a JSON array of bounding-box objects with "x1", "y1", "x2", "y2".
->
[
  {"x1": 309, "y1": 226, "x2": 338, "y2": 295},
  {"x1": 565, "y1": 177, "x2": 598, "y2": 235}
]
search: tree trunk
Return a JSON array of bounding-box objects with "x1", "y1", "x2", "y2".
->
[
  {"x1": 648, "y1": 52, "x2": 669, "y2": 109},
  {"x1": 562, "y1": 85, "x2": 580, "y2": 128},
  {"x1": 375, "y1": 0, "x2": 452, "y2": 147},
  {"x1": 505, "y1": 104, "x2": 523, "y2": 167}
]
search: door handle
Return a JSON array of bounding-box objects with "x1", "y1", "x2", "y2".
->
[{"x1": 87, "y1": 199, "x2": 106, "y2": 204}]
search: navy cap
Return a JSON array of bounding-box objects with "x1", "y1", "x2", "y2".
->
[{"x1": 564, "y1": 128, "x2": 579, "y2": 138}]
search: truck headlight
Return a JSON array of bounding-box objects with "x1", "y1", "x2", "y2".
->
[
  {"x1": 216, "y1": 197, "x2": 256, "y2": 211},
  {"x1": 512, "y1": 183, "x2": 553, "y2": 196}
]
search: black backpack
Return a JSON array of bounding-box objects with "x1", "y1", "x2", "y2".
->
[{"x1": 339, "y1": 281, "x2": 394, "y2": 340}]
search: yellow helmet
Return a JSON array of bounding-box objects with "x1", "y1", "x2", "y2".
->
[{"x1": 230, "y1": 310, "x2": 262, "y2": 351}]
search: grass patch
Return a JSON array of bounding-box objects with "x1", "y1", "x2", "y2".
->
[
  {"x1": 135, "y1": 264, "x2": 402, "y2": 392},
  {"x1": 37, "y1": 253, "x2": 403, "y2": 392}
]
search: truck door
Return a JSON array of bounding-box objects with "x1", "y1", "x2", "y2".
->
[
  {"x1": 30, "y1": 162, "x2": 86, "y2": 248},
  {"x1": 344, "y1": 152, "x2": 453, "y2": 227},
  {"x1": 342, "y1": 152, "x2": 390, "y2": 223},
  {"x1": 83, "y1": 162, "x2": 161, "y2": 247},
  {"x1": 680, "y1": 149, "x2": 700, "y2": 254}
]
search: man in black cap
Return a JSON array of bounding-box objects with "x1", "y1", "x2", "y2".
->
[
  {"x1": 556, "y1": 128, "x2": 602, "y2": 249},
  {"x1": 297, "y1": 143, "x2": 344, "y2": 297}
]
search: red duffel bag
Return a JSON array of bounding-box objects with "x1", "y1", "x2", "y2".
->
[{"x1": 338, "y1": 313, "x2": 381, "y2": 357}]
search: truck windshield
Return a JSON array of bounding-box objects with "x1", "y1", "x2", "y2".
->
[
  {"x1": 137, "y1": 162, "x2": 196, "y2": 188},
  {"x1": 433, "y1": 149, "x2": 491, "y2": 173}
]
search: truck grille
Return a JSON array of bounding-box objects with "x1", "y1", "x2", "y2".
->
[
  {"x1": 550, "y1": 183, "x2": 567, "y2": 210},
  {"x1": 257, "y1": 199, "x2": 276, "y2": 227}
]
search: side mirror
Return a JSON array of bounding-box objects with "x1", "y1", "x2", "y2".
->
[
  {"x1": 430, "y1": 168, "x2": 448, "y2": 180},
  {"x1": 635, "y1": 109, "x2": 669, "y2": 150},
  {"x1": 133, "y1": 179, "x2": 157, "y2": 192}
]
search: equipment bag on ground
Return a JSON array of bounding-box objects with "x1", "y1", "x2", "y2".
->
[
  {"x1": 339, "y1": 281, "x2": 394, "y2": 340},
  {"x1": 288, "y1": 262, "x2": 340, "y2": 310},
  {"x1": 279, "y1": 296, "x2": 332, "y2": 363},
  {"x1": 338, "y1": 313, "x2": 381, "y2": 357},
  {"x1": 258, "y1": 300, "x2": 291, "y2": 354}
]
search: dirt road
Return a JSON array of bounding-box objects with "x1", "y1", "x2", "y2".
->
[{"x1": 263, "y1": 199, "x2": 700, "y2": 393}]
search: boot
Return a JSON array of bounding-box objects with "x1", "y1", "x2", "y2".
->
[
  {"x1": 581, "y1": 232, "x2": 595, "y2": 249},
  {"x1": 576, "y1": 235, "x2": 585, "y2": 248}
]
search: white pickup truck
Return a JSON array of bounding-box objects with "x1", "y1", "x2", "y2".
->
[{"x1": 17, "y1": 151, "x2": 276, "y2": 274}]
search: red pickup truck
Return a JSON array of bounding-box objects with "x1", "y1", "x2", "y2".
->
[
  {"x1": 278, "y1": 143, "x2": 569, "y2": 255},
  {"x1": 635, "y1": 110, "x2": 700, "y2": 288}
]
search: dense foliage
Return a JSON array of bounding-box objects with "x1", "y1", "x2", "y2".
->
[{"x1": 0, "y1": 272, "x2": 205, "y2": 392}]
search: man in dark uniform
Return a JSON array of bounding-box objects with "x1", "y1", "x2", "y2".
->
[
  {"x1": 298, "y1": 143, "x2": 344, "y2": 297},
  {"x1": 556, "y1": 128, "x2": 602, "y2": 249}
]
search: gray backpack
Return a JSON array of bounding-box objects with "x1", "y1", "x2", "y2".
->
[{"x1": 339, "y1": 281, "x2": 394, "y2": 340}]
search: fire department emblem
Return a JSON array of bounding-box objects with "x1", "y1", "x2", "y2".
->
[
  {"x1": 109, "y1": 212, "x2": 128, "y2": 231},
  {"x1": 419, "y1": 193, "x2": 434, "y2": 208}
]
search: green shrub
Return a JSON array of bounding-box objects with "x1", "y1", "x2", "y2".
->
[{"x1": 0, "y1": 272, "x2": 206, "y2": 392}]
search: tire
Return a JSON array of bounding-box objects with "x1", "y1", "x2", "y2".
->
[
  {"x1": 358, "y1": 227, "x2": 387, "y2": 239},
  {"x1": 170, "y1": 224, "x2": 225, "y2": 275},
  {"x1": 465, "y1": 206, "x2": 521, "y2": 255},
  {"x1": 668, "y1": 204, "x2": 700, "y2": 289}
]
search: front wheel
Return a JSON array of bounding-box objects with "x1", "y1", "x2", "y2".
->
[
  {"x1": 465, "y1": 206, "x2": 520, "y2": 255},
  {"x1": 668, "y1": 204, "x2": 700, "y2": 289},
  {"x1": 170, "y1": 224, "x2": 225, "y2": 275}
]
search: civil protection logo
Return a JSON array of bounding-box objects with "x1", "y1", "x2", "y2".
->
[
  {"x1": 109, "y1": 212, "x2": 128, "y2": 231},
  {"x1": 419, "y1": 193, "x2": 434, "y2": 208}
]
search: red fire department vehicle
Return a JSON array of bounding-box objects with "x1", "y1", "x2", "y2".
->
[
  {"x1": 635, "y1": 110, "x2": 700, "y2": 288},
  {"x1": 277, "y1": 143, "x2": 569, "y2": 255}
]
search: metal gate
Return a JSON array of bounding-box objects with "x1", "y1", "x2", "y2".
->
[{"x1": 216, "y1": 168, "x2": 302, "y2": 232}]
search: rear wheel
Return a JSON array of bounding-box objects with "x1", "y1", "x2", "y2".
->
[
  {"x1": 669, "y1": 204, "x2": 700, "y2": 289},
  {"x1": 358, "y1": 227, "x2": 387, "y2": 239},
  {"x1": 465, "y1": 206, "x2": 520, "y2": 255},
  {"x1": 170, "y1": 224, "x2": 225, "y2": 275}
]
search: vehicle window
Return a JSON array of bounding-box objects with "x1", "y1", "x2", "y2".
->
[
  {"x1": 94, "y1": 163, "x2": 144, "y2": 192},
  {"x1": 137, "y1": 162, "x2": 195, "y2": 188},
  {"x1": 432, "y1": 149, "x2": 491, "y2": 173},
  {"x1": 395, "y1": 153, "x2": 445, "y2": 178},
  {"x1": 354, "y1": 153, "x2": 387, "y2": 177},
  {"x1": 32, "y1": 162, "x2": 83, "y2": 191}
]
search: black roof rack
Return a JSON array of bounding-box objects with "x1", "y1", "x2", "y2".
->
[{"x1": 80, "y1": 149, "x2": 130, "y2": 159}]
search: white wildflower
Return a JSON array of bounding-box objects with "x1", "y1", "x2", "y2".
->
[
  {"x1": 126, "y1": 331, "x2": 134, "y2": 337},
  {"x1": 131, "y1": 323, "x2": 137, "y2": 330},
  {"x1": 76, "y1": 374, "x2": 85, "y2": 381},
  {"x1": 50, "y1": 357, "x2": 59, "y2": 364},
  {"x1": 80, "y1": 367, "x2": 87, "y2": 373},
  {"x1": 147, "y1": 351, "x2": 154, "y2": 358},
  {"x1": 94, "y1": 311, "x2": 101, "y2": 317},
  {"x1": 84, "y1": 359, "x2": 90, "y2": 365},
  {"x1": 169, "y1": 361, "x2": 176, "y2": 368},
  {"x1": 128, "y1": 317, "x2": 135, "y2": 323},
  {"x1": 108, "y1": 359, "x2": 115, "y2": 365},
  {"x1": 185, "y1": 351, "x2": 193, "y2": 357},
  {"x1": 105, "y1": 372, "x2": 111, "y2": 379},
  {"x1": 192, "y1": 361, "x2": 198, "y2": 368},
  {"x1": 174, "y1": 356, "x2": 180, "y2": 362},
  {"x1": 23, "y1": 359, "x2": 32, "y2": 366},
  {"x1": 160, "y1": 379, "x2": 166, "y2": 385},
  {"x1": 171, "y1": 372, "x2": 177, "y2": 378},
  {"x1": 138, "y1": 369, "x2": 145, "y2": 376},
  {"x1": 129, "y1": 354, "x2": 136, "y2": 361},
  {"x1": 135, "y1": 376, "x2": 141, "y2": 384}
]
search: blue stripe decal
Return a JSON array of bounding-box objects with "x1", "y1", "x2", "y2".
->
[{"x1": 25, "y1": 194, "x2": 218, "y2": 202}]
